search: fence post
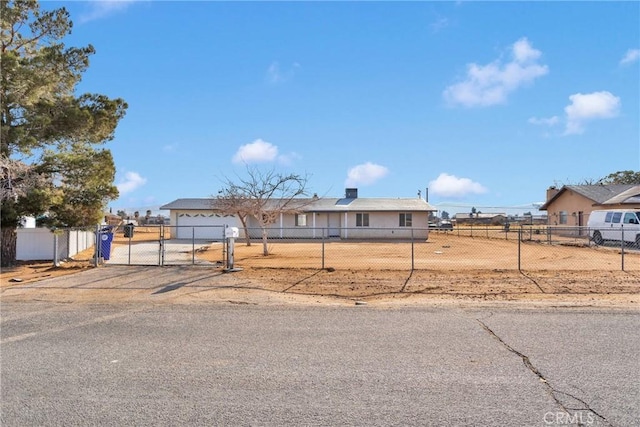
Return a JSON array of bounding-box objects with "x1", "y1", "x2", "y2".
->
[
  {"x1": 53, "y1": 232, "x2": 59, "y2": 267},
  {"x1": 621, "y1": 226, "x2": 625, "y2": 271},
  {"x1": 518, "y1": 226, "x2": 522, "y2": 271},
  {"x1": 94, "y1": 224, "x2": 100, "y2": 266},
  {"x1": 222, "y1": 226, "x2": 226, "y2": 267},
  {"x1": 158, "y1": 225, "x2": 162, "y2": 266},
  {"x1": 411, "y1": 228, "x2": 415, "y2": 271},
  {"x1": 321, "y1": 228, "x2": 325, "y2": 270}
]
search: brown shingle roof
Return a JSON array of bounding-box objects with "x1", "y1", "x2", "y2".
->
[{"x1": 540, "y1": 184, "x2": 637, "y2": 210}]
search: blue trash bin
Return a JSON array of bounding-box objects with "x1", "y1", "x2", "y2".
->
[{"x1": 99, "y1": 230, "x2": 114, "y2": 260}]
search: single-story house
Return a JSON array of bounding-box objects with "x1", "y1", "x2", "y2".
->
[
  {"x1": 540, "y1": 184, "x2": 640, "y2": 226},
  {"x1": 453, "y1": 212, "x2": 508, "y2": 225},
  {"x1": 160, "y1": 188, "x2": 437, "y2": 240}
]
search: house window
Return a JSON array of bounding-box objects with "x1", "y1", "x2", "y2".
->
[
  {"x1": 356, "y1": 213, "x2": 369, "y2": 227},
  {"x1": 295, "y1": 214, "x2": 307, "y2": 227},
  {"x1": 559, "y1": 211, "x2": 568, "y2": 225},
  {"x1": 399, "y1": 213, "x2": 412, "y2": 227}
]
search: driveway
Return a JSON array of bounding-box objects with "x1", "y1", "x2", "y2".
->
[{"x1": 106, "y1": 240, "x2": 222, "y2": 266}]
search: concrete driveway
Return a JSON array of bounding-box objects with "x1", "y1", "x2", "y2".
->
[{"x1": 106, "y1": 240, "x2": 222, "y2": 266}]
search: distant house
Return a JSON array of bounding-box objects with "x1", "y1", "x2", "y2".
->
[
  {"x1": 540, "y1": 184, "x2": 640, "y2": 226},
  {"x1": 160, "y1": 188, "x2": 437, "y2": 240},
  {"x1": 453, "y1": 212, "x2": 507, "y2": 226},
  {"x1": 103, "y1": 212, "x2": 122, "y2": 226}
]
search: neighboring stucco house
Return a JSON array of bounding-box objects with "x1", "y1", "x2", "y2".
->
[
  {"x1": 160, "y1": 188, "x2": 437, "y2": 240},
  {"x1": 540, "y1": 184, "x2": 640, "y2": 226}
]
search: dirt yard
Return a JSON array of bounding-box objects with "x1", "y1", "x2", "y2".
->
[{"x1": 2, "y1": 231, "x2": 639, "y2": 308}]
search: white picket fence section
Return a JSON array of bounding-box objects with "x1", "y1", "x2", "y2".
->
[{"x1": 17, "y1": 228, "x2": 95, "y2": 261}]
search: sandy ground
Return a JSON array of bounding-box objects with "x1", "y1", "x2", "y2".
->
[{"x1": 2, "y1": 231, "x2": 639, "y2": 308}]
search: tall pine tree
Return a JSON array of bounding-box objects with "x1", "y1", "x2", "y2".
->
[{"x1": 1, "y1": 0, "x2": 127, "y2": 266}]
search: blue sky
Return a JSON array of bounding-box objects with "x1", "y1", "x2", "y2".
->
[{"x1": 48, "y1": 1, "x2": 639, "y2": 217}]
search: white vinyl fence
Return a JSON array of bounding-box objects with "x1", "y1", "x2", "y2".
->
[{"x1": 17, "y1": 228, "x2": 95, "y2": 262}]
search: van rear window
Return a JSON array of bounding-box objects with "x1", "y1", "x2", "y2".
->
[{"x1": 605, "y1": 212, "x2": 613, "y2": 223}]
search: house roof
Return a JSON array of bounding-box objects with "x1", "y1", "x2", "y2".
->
[
  {"x1": 160, "y1": 198, "x2": 217, "y2": 210},
  {"x1": 453, "y1": 213, "x2": 507, "y2": 219},
  {"x1": 600, "y1": 185, "x2": 640, "y2": 205},
  {"x1": 540, "y1": 184, "x2": 637, "y2": 210},
  {"x1": 160, "y1": 197, "x2": 436, "y2": 213}
]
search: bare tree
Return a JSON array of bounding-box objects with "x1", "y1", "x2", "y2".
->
[
  {"x1": 0, "y1": 156, "x2": 46, "y2": 203},
  {"x1": 216, "y1": 167, "x2": 310, "y2": 255}
]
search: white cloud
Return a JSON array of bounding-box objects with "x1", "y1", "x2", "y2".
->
[
  {"x1": 117, "y1": 171, "x2": 147, "y2": 195},
  {"x1": 443, "y1": 37, "x2": 548, "y2": 107},
  {"x1": 620, "y1": 48, "x2": 640, "y2": 65},
  {"x1": 563, "y1": 91, "x2": 620, "y2": 135},
  {"x1": 266, "y1": 61, "x2": 301, "y2": 84},
  {"x1": 232, "y1": 139, "x2": 278, "y2": 164},
  {"x1": 528, "y1": 116, "x2": 560, "y2": 126},
  {"x1": 345, "y1": 162, "x2": 389, "y2": 187},
  {"x1": 79, "y1": 0, "x2": 138, "y2": 23},
  {"x1": 428, "y1": 173, "x2": 487, "y2": 198}
]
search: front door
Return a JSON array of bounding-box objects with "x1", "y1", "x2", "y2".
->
[{"x1": 328, "y1": 213, "x2": 341, "y2": 237}]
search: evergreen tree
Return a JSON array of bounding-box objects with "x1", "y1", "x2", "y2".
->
[
  {"x1": 598, "y1": 170, "x2": 640, "y2": 185},
  {"x1": 1, "y1": 0, "x2": 127, "y2": 266}
]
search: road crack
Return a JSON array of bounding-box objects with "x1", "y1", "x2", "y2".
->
[{"x1": 476, "y1": 319, "x2": 611, "y2": 426}]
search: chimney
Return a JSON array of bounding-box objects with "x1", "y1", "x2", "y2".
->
[
  {"x1": 546, "y1": 186, "x2": 560, "y2": 202},
  {"x1": 345, "y1": 188, "x2": 358, "y2": 199}
]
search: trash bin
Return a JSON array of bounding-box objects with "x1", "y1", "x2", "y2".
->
[
  {"x1": 99, "y1": 231, "x2": 114, "y2": 260},
  {"x1": 124, "y1": 223, "x2": 134, "y2": 238}
]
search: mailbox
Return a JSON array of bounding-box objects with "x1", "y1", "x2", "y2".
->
[{"x1": 225, "y1": 227, "x2": 239, "y2": 238}]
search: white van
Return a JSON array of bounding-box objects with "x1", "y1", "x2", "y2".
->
[{"x1": 587, "y1": 209, "x2": 640, "y2": 246}]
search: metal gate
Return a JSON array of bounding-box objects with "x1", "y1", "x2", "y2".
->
[{"x1": 98, "y1": 225, "x2": 226, "y2": 266}]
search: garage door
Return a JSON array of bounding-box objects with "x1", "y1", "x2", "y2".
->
[{"x1": 175, "y1": 212, "x2": 233, "y2": 239}]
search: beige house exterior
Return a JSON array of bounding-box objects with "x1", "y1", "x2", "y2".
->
[
  {"x1": 540, "y1": 184, "x2": 640, "y2": 226},
  {"x1": 160, "y1": 189, "x2": 437, "y2": 240}
]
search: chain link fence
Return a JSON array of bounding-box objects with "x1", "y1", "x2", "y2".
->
[
  {"x1": 221, "y1": 226, "x2": 639, "y2": 272},
  {"x1": 91, "y1": 224, "x2": 639, "y2": 271},
  {"x1": 98, "y1": 224, "x2": 226, "y2": 266}
]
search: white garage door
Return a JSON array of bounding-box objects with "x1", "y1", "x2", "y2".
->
[{"x1": 175, "y1": 212, "x2": 234, "y2": 239}]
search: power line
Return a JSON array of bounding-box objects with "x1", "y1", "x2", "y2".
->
[{"x1": 433, "y1": 202, "x2": 543, "y2": 210}]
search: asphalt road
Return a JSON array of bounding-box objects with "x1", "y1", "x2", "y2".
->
[{"x1": 1, "y1": 303, "x2": 638, "y2": 426}]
